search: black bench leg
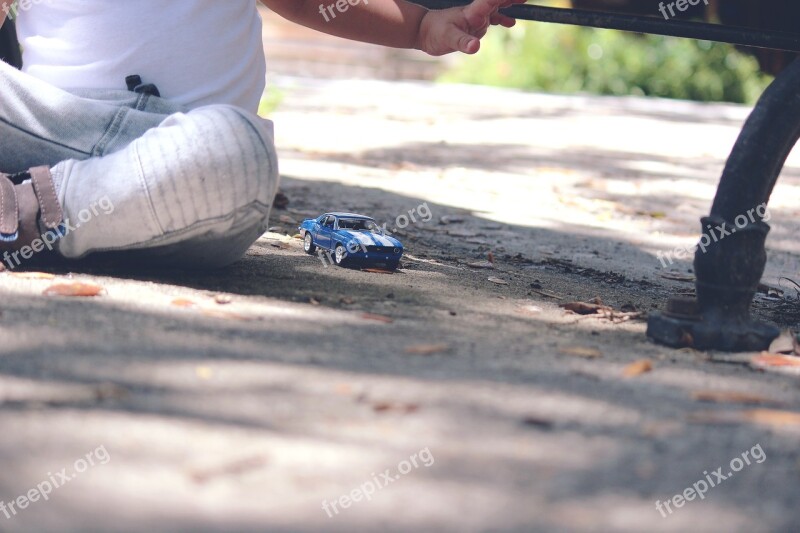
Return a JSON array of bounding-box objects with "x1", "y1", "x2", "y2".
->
[{"x1": 647, "y1": 58, "x2": 800, "y2": 351}]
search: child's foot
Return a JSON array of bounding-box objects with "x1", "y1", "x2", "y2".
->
[{"x1": 0, "y1": 167, "x2": 65, "y2": 270}]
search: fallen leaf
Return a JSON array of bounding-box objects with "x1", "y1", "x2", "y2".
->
[
  {"x1": 689, "y1": 409, "x2": 800, "y2": 429},
  {"x1": 488, "y1": 277, "x2": 508, "y2": 285},
  {"x1": 467, "y1": 261, "x2": 494, "y2": 270},
  {"x1": 559, "y1": 346, "x2": 603, "y2": 359},
  {"x1": 340, "y1": 297, "x2": 355, "y2": 305},
  {"x1": 278, "y1": 214, "x2": 297, "y2": 225},
  {"x1": 44, "y1": 282, "x2": 104, "y2": 297},
  {"x1": 660, "y1": 272, "x2": 695, "y2": 283},
  {"x1": 487, "y1": 252, "x2": 495, "y2": 264},
  {"x1": 171, "y1": 298, "x2": 197, "y2": 308},
  {"x1": 372, "y1": 402, "x2": 419, "y2": 414},
  {"x1": 623, "y1": 359, "x2": 654, "y2": 377},
  {"x1": 751, "y1": 353, "x2": 800, "y2": 368},
  {"x1": 214, "y1": 294, "x2": 233, "y2": 305},
  {"x1": 530, "y1": 288, "x2": 564, "y2": 300},
  {"x1": 691, "y1": 390, "x2": 782, "y2": 406},
  {"x1": 361, "y1": 313, "x2": 394, "y2": 324},
  {"x1": 440, "y1": 215, "x2": 465, "y2": 225},
  {"x1": 404, "y1": 343, "x2": 451, "y2": 355},
  {"x1": 561, "y1": 301, "x2": 605, "y2": 315},
  {"x1": 11, "y1": 272, "x2": 55, "y2": 280}
]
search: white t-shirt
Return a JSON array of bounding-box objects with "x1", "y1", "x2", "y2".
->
[{"x1": 16, "y1": 0, "x2": 266, "y2": 112}]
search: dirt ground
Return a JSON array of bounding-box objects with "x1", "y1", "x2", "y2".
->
[{"x1": 2, "y1": 78, "x2": 800, "y2": 532}]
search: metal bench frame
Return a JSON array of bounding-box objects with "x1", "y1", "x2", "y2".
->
[{"x1": 418, "y1": 1, "x2": 800, "y2": 351}]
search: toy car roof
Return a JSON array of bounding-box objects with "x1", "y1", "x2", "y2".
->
[{"x1": 324, "y1": 213, "x2": 374, "y2": 219}]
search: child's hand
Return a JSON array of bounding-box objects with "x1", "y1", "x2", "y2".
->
[{"x1": 415, "y1": 0, "x2": 526, "y2": 56}]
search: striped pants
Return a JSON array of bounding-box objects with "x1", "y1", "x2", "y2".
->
[{"x1": 0, "y1": 60, "x2": 279, "y2": 268}]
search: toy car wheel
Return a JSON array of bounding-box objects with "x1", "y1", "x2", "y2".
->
[
  {"x1": 334, "y1": 243, "x2": 347, "y2": 266},
  {"x1": 303, "y1": 233, "x2": 317, "y2": 255}
]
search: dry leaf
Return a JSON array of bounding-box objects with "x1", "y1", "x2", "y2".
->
[
  {"x1": 467, "y1": 261, "x2": 494, "y2": 270},
  {"x1": 660, "y1": 272, "x2": 695, "y2": 283},
  {"x1": 691, "y1": 390, "x2": 781, "y2": 406},
  {"x1": 404, "y1": 343, "x2": 451, "y2": 356},
  {"x1": 361, "y1": 313, "x2": 394, "y2": 324},
  {"x1": 44, "y1": 282, "x2": 104, "y2": 297},
  {"x1": 623, "y1": 359, "x2": 654, "y2": 377},
  {"x1": 171, "y1": 298, "x2": 197, "y2": 308},
  {"x1": 530, "y1": 288, "x2": 564, "y2": 300},
  {"x1": 487, "y1": 252, "x2": 495, "y2": 264},
  {"x1": 11, "y1": 272, "x2": 55, "y2": 280},
  {"x1": 372, "y1": 402, "x2": 419, "y2": 414},
  {"x1": 689, "y1": 409, "x2": 800, "y2": 429},
  {"x1": 214, "y1": 294, "x2": 233, "y2": 305},
  {"x1": 561, "y1": 301, "x2": 605, "y2": 315},
  {"x1": 751, "y1": 353, "x2": 800, "y2": 368},
  {"x1": 559, "y1": 346, "x2": 602, "y2": 359},
  {"x1": 488, "y1": 277, "x2": 508, "y2": 285}
]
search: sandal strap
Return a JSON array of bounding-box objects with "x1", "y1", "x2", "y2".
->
[
  {"x1": 0, "y1": 174, "x2": 19, "y2": 241},
  {"x1": 29, "y1": 166, "x2": 63, "y2": 230}
]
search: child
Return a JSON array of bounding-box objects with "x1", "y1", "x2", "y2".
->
[{"x1": 0, "y1": 0, "x2": 520, "y2": 269}]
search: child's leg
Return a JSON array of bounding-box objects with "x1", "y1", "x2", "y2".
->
[
  {"x1": 0, "y1": 61, "x2": 279, "y2": 269},
  {"x1": 53, "y1": 106, "x2": 279, "y2": 267}
]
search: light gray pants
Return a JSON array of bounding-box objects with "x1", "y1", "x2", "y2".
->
[{"x1": 0, "y1": 60, "x2": 279, "y2": 268}]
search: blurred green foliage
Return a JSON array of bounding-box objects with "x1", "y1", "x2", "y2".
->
[
  {"x1": 258, "y1": 86, "x2": 284, "y2": 117},
  {"x1": 441, "y1": 23, "x2": 773, "y2": 104}
]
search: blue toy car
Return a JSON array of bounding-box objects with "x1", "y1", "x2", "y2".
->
[{"x1": 299, "y1": 213, "x2": 404, "y2": 270}]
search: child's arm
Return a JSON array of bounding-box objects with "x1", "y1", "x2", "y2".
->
[{"x1": 261, "y1": 0, "x2": 523, "y2": 56}]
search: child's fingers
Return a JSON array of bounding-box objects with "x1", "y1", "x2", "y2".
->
[
  {"x1": 490, "y1": 13, "x2": 516, "y2": 27},
  {"x1": 463, "y1": 0, "x2": 509, "y2": 28},
  {"x1": 464, "y1": 0, "x2": 524, "y2": 29},
  {"x1": 446, "y1": 25, "x2": 481, "y2": 54}
]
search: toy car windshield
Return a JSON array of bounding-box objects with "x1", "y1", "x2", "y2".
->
[{"x1": 338, "y1": 218, "x2": 383, "y2": 233}]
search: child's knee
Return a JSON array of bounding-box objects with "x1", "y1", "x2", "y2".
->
[{"x1": 190, "y1": 105, "x2": 279, "y2": 206}]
